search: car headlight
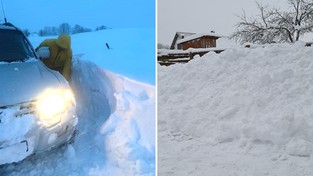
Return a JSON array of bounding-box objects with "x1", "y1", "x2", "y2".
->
[{"x1": 36, "y1": 88, "x2": 75, "y2": 127}]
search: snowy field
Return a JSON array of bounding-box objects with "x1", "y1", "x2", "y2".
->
[
  {"x1": 0, "y1": 28, "x2": 155, "y2": 175},
  {"x1": 158, "y1": 42, "x2": 313, "y2": 175}
]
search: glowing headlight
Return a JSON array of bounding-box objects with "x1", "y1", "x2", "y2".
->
[{"x1": 36, "y1": 88, "x2": 75, "y2": 127}]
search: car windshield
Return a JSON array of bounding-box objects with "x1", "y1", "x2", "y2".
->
[{"x1": 0, "y1": 29, "x2": 35, "y2": 62}]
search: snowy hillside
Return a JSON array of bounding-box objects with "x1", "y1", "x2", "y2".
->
[
  {"x1": 158, "y1": 42, "x2": 313, "y2": 175},
  {"x1": 0, "y1": 29, "x2": 155, "y2": 175}
]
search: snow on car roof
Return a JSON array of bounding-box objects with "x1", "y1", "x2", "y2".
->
[{"x1": 0, "y1": 24, "x2": 17, "y2": 30}]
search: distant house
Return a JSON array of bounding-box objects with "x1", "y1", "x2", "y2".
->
[
  {"x1": 170, "y1": 31, "x2": 222, "y2": 50},
  {"x1": 170, "y1": 32, "x2": 195, "y2": 49}
]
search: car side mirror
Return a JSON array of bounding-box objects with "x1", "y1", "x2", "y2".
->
[{"x1": 37, "y1": 47, "x2": 50, "y2": 60}]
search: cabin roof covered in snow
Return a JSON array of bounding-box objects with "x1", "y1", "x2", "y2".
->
[
  {"x1": 176, "y1": 32, "x2": 223, "y2": 44},
  {"x1": 170, "y1": 32, "x2": 195, "y2": 49}
]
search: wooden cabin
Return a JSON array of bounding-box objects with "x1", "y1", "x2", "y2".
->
[
  {"x1": 170, "y1": 32, "x2": 222, "y2": 50},
  {"x1": 170, "y1": 32, "x2": 195, "y2": 49}
]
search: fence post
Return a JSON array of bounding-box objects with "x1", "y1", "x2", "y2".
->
[{"x1": 189, "y1": 52, "x2": 193, "y2": 60}]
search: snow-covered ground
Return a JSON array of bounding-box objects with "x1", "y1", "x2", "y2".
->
[
  {"x1": 0, "y1": 28, "x2": 155, "y2": 175},
  {"x1": 158, "y1": 42, "x2": 313, "y2": 175}
]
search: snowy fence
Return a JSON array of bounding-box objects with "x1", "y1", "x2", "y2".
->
[{"x1": 158, "y1": 48, "x2": 224, "y2": 66}]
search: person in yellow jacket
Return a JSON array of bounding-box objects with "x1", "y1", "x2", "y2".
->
[{"x1": 36, "y1": 34, "x2": 72, "y2": 81}]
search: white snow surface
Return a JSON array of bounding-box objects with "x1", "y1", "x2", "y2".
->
[
  {"x1": 0, "y1": 29, "x2": 155, "y2": 175},
  {"x1": 158, "y1": 42, "x2": 313, "y2": 175}
]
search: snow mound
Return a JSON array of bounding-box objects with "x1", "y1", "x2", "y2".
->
[
  {"x1": 99, "y1": 66, "x2": 156, "y2": 175},
  {"x1": 158, "y1": 43, "x2": 313, "y2": 155}
]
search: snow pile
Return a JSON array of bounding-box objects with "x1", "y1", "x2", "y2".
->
[
  {"x1": 101, "y1": 71, "x2": 155, "y2": 173},
  {"x1": 71, "y1": 59, "x2": 155, "y2": 175},
  {"x1": 158, "y1": 43, "x2": 313, "y2": 175}
]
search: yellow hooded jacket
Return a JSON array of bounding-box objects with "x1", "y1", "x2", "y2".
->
[{"x1": 36, "y1": 34, "x2": 72, "y2": 81}]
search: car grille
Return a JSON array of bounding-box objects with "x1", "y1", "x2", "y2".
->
[{"x1": 0, "y1": 100, "x2": 36, "y2": 118}]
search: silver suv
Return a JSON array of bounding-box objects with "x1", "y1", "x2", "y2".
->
[{"x1": 0, "y1": 23, "x2": 77, "y2": 165}]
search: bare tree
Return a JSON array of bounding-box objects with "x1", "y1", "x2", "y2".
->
[
  {"x1": 38, "y1": 26, "x2": 58, "y2": 36},
  {"x1": 232, "y1": 0, "x2": 313, "y2": 44},
  {"x1": 22, "y1": 29, "x2": 31, "y2": 37},
  {"x1": 72, "y1": 24, "x2": 92, "y2": 34},
  {"x1": 95, "y1": 25, "x2": 108, "y2": 31},
  {"x1": 158, "y1": 43, "x2": 170, "y2": 49},
  {"x1": 59, "y1": 23, "x2": 71, "y2": 35}
]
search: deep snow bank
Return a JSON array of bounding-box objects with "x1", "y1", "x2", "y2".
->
[
  {"x1": 72, "y1": 59, "x2": 155, "y2": 175},
  {"x1": 0, "y1": 59, "x2": 155, "y2": 176},
  {"x1": 158, "y1": 43, "x2": 313, "y2": 175}
]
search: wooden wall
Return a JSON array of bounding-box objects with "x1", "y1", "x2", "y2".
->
[{"x1": 179, "y1": 36, "x2": 218, "y2": 50}]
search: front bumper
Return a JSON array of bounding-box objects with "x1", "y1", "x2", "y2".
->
[
  {"x1": 36, "y1": 109, "x2": 77, "y2": 152},
  {"x1": 0, "y1": 137, "x2": 35, "y2": 165},
  {"x1": 0, "y1": 105, "x2": 77, "y2": 165}
]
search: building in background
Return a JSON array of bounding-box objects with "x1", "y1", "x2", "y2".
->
[{"x1": 170, "y1": 31, "x2": 222, "y2": 50}]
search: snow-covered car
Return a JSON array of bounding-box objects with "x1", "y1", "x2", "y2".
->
[{"x1": 0, "y1": 23, "x2": 77, "y2": 165}]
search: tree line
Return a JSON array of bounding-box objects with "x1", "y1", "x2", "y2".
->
[
  {"x1": 23, "y1": 23, "x2": 109, "y2": 37},
  {"x1": 232, "y1": 0, "x2": 313, "y2": 44}
]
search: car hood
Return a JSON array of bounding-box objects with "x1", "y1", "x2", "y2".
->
[{"x1": 0, "y1": 60, "x2": 65, "y2": 107}]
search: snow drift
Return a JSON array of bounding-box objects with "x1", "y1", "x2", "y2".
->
[{"x1": 158, "y1": 42, "x2": 313, "y2": 175}]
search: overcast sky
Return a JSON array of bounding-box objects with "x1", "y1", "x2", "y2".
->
[
  {"x1": 158, "y1": 0, "x2": 287, "y2": 45},
  {"x1": 0, "y1": 0, "x2": 155, "y2": 32}
]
